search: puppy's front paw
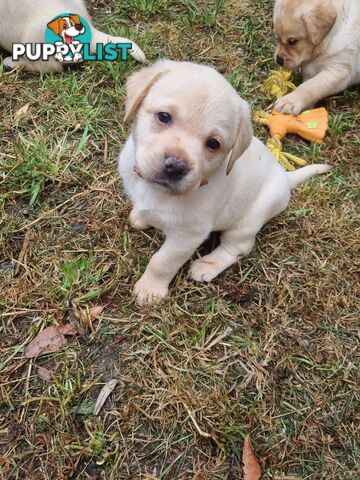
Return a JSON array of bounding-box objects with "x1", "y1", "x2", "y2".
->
[
  {"x1": 134, "y1": 276, "x2": 168, "y2": 305},
  {"x1": 190, "y1": 259, "x2": 220, "y2": 283},
  {"x1": 129, "y1": 209, "x2": 149, "y2": 230},
  {"x1": 275, "y1": 93, "x2": 304, "y2": 116}
]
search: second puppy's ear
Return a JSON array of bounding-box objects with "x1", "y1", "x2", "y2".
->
[
  {"x1": 226, "y1": 100, "x2": 253, "y2": 175},
  {"x1": 124, "y1": 62, "x2": 170, "y2": 123},
  {"x1": 302, "y1": 2, "x2": 337, "y2": 46}
]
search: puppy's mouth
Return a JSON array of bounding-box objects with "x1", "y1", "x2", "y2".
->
[
  {"x1": 133, "y1": 165, "x2": 200, "y2": 194},
  {"x1": 287, "y1": 61, "x2": 301, "y2": 69},
  {"x1": 64, "y1": 33, "x2": 73, "y2": 44}
]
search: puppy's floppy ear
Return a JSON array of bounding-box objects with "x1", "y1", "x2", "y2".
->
[
  {"x1": 226, "y1": 100, "x2": 253, "y2": 175},
  {"x1": 47, "y1": 17, "x2": 63, "y2": 36},
  {"x1": 302, "y1": 2, "x2": 337, "y2": 46},
  {"x1": 124, "y1": 62, "x2": 170, "y2": 123},
  {"x1": 69, "y1": 14, "x2": 81, "y2": 24}
]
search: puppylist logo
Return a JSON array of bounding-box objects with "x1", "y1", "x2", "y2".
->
[{"x1": 12, "y1": 13, "x2": 132, "y2": 63}]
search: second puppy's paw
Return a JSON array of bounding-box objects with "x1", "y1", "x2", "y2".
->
[
  {"x1": 275, "y1": 92, "x2": 305, "y2": 116},
  {"x1": 134, "y1": 276, "x2": 168, "y2": 305}
]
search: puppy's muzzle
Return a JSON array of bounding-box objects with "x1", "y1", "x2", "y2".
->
[{"x1": 162, "y1": 156, "x2": 189, "y2": 181}]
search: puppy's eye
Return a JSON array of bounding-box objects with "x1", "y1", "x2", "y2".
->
[
  {"x1": 206, "y1": 138, "x2": 221, "y2": 151},
  {"x1": 288, "y1": 38, "x2": 298, "y2": 46},
  {"x1": 156, "y1": 112, "x2": 172, "y2": 124}
]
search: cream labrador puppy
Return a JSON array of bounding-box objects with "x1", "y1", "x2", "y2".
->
[
  {"x1": 0, "y1": 0, "x2": 145, "y2": 73},
  {"x1": 274, "y1": 0, "x2": 360, "y2": 115},
  {"x1": 119, "y1": 60, "x2": 331, "y2": 305}
]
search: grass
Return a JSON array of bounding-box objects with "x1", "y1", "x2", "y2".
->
[{"x1": 0, "y1": 0, "x2": 359, "y2": 478}]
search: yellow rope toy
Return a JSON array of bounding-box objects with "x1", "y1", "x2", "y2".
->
[{"x1": 255, "y1": 70, "x2": 329, "y2": 171}]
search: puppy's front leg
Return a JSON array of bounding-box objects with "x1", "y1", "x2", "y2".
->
[
  {"x1": 275, "y1": 67, "x2": 353, "y2": 115},
  {"x1": 134, "y1": 232, "x2": 206, "y2": 305},
  {"x1": 129, "y1": 208, "x2": 150, "y2": 230}
]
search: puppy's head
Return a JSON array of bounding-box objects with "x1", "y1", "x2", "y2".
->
[
  {"x1": 47, "y1": 14, "x2": 85, "y2": 37},
  {"x1": 273, "y1": 0, "x2": 337, "y2": 69},
  {"x1": 124, "y1": 60, "x2": 253, "y2": 195}
]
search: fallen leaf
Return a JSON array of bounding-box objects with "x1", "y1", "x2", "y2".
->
[
  {"x1": 89, "y1": 305, "x2": 105, "y2": 320},
  {"x1": 58, "y1": 324, "x2": 77, "y2": 336},
  {"x1": 94, "y1": 379, "x2": 117, "y2": 415},
  {"x1": 243, "y1": 435, "x2": 261, "y2": 480},
  {"x1": 37, "y1": 366, "x2": 53, "y2": 381},
  {"x1": 24, "y1": 324, "x2": 76, "y2": 359},
  {"x1": 14, "y1": 103, "x2": 30, "y2": 122}
]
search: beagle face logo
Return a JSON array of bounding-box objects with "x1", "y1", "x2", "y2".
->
[
  {"x1": 11, "y1": 13, "x2": 132, "y2": 64},
  {"x1": 45, "y1": 13, "x2": 91, "y2": 63},
  {"x1": 47, "y1": 14, "x2": 86, "y2": 45}
]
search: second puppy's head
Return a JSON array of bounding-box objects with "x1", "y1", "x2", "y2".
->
[
  {"x1": 273, "y1": 0, "x2": 337, "y2": 69},
  {"x1": 124, "y1": 60, "x2": 253, "y2": 194}
]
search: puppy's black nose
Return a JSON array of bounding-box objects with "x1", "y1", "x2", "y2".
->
[
  {"x1": 75, "y1": 23, "x2": 84, "y2": 31},
  {"x1": 276, "y1": 55, "x2": 284, "y2": 66},
  {"x1": 163, "y1": 156, "x2": 189, "y2": 180}
]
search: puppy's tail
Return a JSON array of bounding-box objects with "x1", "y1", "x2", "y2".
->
[
  {"x1": 91, "y1": 29, "x2": 146, "y2": 63},
  {"x1": 287, "y1": 164, "x2": 332, "y2": 189}
]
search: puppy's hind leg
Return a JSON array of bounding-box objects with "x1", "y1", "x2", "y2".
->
[
  {"x1": 190, "y1": 188, "x2": 290, "y2": 283},
  {"x1": 189, "y1": 228, "x2": 257, "y2": 283},
  {"x1": 91, "y1": 29, "x2": 146, "y2": 63}
]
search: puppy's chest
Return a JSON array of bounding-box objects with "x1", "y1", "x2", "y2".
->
[
  {"x1": 137, "y1": 203, "x2": 194, "y2": 232},
  {"x1": 133, "y1": 186, "x2": 209, "y2": 233}
]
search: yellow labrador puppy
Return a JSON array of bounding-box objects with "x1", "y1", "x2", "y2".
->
[
  {"x1": 274, "y1": 0, "x2": 360, "y2": 114},
  {"x1": 119, "y1": 60, "x2": 330, "y2": 305},
  {"x1": 0, "y1": 0, "x2": 145, "y2": 72}
]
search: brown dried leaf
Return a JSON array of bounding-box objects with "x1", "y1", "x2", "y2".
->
[
  {"x1": 243, "y1": 435, "x2": 261, "y2": 480},
  {"x1": 94, "y1": 379, "x2": 117, "y2": 415},
  {"x1": 24, "y1": 324, "x2": 76, "y2": 359},
  {"x1": 89, "y1": 305, "x2": 105, "y2": 320},
  {"x1": 37, "y1": 366, "x2": 53, "y2": 381},
  {"x1": 14, "y1": 103, "x2": 30, "y2": 122},
  {"x1": 58, "y1": 324, "x2": 77, "y2": 336}
]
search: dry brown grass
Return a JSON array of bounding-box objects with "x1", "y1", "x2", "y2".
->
[{"x1": 0, "y1": 1, "x2": 359, "y2": 479}]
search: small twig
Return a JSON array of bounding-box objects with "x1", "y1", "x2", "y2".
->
[
  {"x1": 103, "y1": 136, "x2": 108, "y2": 162},
  {"x1": 182, "y1": 402, "x2": 211, "y2": 438},
  {"x1": 22, "y1": 396, "x2": 61, "y2": 405},
  {"x1": 15, "y1": 229, "x2": 32, "y2": 274},
  {"x1": 132, "y1": 403, "x2": 157, "y2": 421},
  {"x1": 203, "y1": 326, "x2": 233, "y2": 351},
  {"x1": 1, "y1": 65, "x2": 21, "y2": 77}
]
